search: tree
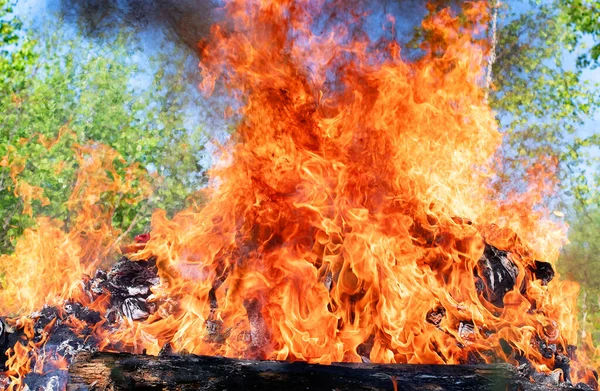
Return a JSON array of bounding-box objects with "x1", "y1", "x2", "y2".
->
[
  {"x1": 0, "y1": 0, "x2": 36, "y2": 92},
  {"x1": 560, "y1": 0, "x2": 600, "y2": 68},
  {"x1": 560, "y1": 207, "x2": 600, "y2": 342},
  {"x1": 489, "y1": 1, "x2": 599, "y2": 208},
  {"x1": 0, "y1": 7, "x2": 208, "y2": 253},
  {"x1": 486, "y1": 0, "x2": 600, "y2": 337}
]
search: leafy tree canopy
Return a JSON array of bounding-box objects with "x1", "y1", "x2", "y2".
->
[
  {"x1": 560, "y1": 0, "x2": 600, "y2": 68},
  {"x1": 490, "y1": 0, "x2": 599, "y2": 211},
  {"x1": 0, "y1": 1, "x2": 208, "y2": 254}
]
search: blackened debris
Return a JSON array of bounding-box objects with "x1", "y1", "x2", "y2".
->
[
  {"x1": 534, "y1": 336, "x2": 556, "y2": 360},
  {"x1": 458, "y1": 321, "x2": 475, "y2": 342},
  {"x1": 23, "y1": 370, "x2": 67, "y2": 391},
  {"x1": 529, "y1": 260, "x2": 555, "y2": 285},
  {"x1": 102, "y1": 257, "x2": 159, "y2": 298},
  {"x1": 159, "y1": 342, "x2": 174, "y2": 356},
  {"x1": 95, "y1": 269, "x2": 108, "y2": 280},
  {"x1": 499, "y1": 338, "x2": 513, "y2": 357},
  {"x1": 533, "y1": 370, "x2": 562, "y2": 387},
  {"x1": 0, "y1": 318, "x2": 10, "y2": 369},
  {"x1": 475, "y1": 244, "x2": 519, "y2": 308},
  {"x1": 98, "y1": 257, "x2": 159, "y2": 322},
  {"x1": 0, "y1": 319, "x2": 7, "y2": 355},
  {"x1": 576, "y1": 382, "x2": 597, "y2": 391},
  {"x1": 464, "y1": 350, "x2": 485, "y2": 365},
  {"x1": 0, "y1": 251, "x2": 590, "y2": 391},
  {"x1": 33, "y1": 306, "x2": 61, "y2": 341},
  {"x1": 474, "y1": 275, "x2": 486, "y2": 296},
  {"x1": 30, "y1": 304, "x2": 99, "y2": 362},
  {"x1": 47, "y1": 324, "x2": 96, "y2": 361},
  {"x1": 243, "y1": 298, "x2": 270, "y2": 359},
  {"x1": 0, "y1": 256, "x2": 161, "y2": 388},
  {"x1": 567, "y1": 345, "x2": 578, "y2": 360},
  {"x1": 517, "y1": 358, "x2": 535, "y2": 379},
  {"x1": 122, "y1": 297, "x2": 150, "y2": 321},
  {"x1": 90, "y1": 269, "x2": 108, "y2": 296},
  {"x1": 357, "y1": 335, "x2": 375, "y2": 363},
  {"x1": 408, "y1": 219, "x2": 436, "y2": 248},
  {"x1": 555, "y1": 353, "x2": 571, "y2": 383},
  {"x1": 426, "y1": 306, "x2": 446, "y2": 327},
  {"x1": 64, "y1": 301, "x2": 102, "y2": 325},
  {"x1": 205, "y1": 319, "x2": 226, "y2": 344},
  {"x1": 451, "y1": 216, "x2": 473, "y2": 225}
]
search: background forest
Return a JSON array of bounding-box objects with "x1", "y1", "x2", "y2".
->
[{"x1": 1, "y1": 0, "x2": 600, "y2": 339}]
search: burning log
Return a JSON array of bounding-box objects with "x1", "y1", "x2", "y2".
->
[{"x1": 66, "y1": 351, "x2": 589, "y2": 391}]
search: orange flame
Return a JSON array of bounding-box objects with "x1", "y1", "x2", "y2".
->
[
  {"x1": 0, "y1": 139, "x2": 152, "y2": 387},
  {"x1": 116, "y1": 0, "x2": 590, "y2": 382}
]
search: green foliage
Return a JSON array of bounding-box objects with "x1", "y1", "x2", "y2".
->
[
  {"x1": 0, "y1": 8, "x2": 208, "y2": 253},
  {"x1": 0, "y1": 0, "x2": 36, "y2": 92},
  {"x1": 560, "y1": 0, "x2": 600, "y2": 68},
  {"x1": 490, "y1": 1, "x2": 600, "y2": 210},
  {"x1": 560, "y1": 207, "x2": 600, "y2": 339}
]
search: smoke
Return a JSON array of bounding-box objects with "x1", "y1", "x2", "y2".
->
[
  {"x1": 55, "y1": 0, "x2": 428, "y2": 55},
  {"x1": 56, "y1": 0, "x2": 221, "y2": 54}
]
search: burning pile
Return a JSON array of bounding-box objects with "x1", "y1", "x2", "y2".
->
[{"x1": 0, "y1": 0, "x2": 598, "y2": 389}]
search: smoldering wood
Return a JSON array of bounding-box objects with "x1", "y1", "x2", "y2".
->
[
  {"x1": 67, "y1": 352, "x2": 588, "y2": 391},
  {"x1": 475, "y1": 244, "x2": 520, "y2": 308}
]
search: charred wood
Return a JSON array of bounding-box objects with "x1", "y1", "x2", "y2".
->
[
  {"x1": 67, "y1": 351, "x2": 589, "y2": 391},
  {"x1": 475, "y1": 244, "x2": 519, "y2": 308}
]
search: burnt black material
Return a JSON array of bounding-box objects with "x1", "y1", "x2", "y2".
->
[
  {"x1": 91, "y1": 256, "x2": 159, "y2": 324},
  {"x1": 24, "y1": 369, "x2": 69, "y2": 391},
  {"x1": 475, "y1": 244, "x2": 519, "y2": 308},
  {"x1": 67, "y1": 351, "x2": 591, "y2": 391},
  {"x1": 0, "y1": 257, "x2": 160, "y2": 386},
  {"x1": 555, "y1": 353, "x2": 571, "y2": 383},
  {"x1": 101, "y1": 257, "x2": 158, "y2": 298},
  {"x1": 530, "y1": 260, "x2": 555, "y2": 285},
  {"x1": 426, "y1": 306, "x2": 446, "y2": 327},
  {"x1": 0, "y1": 318, "x2": 8, "y2": 369}
]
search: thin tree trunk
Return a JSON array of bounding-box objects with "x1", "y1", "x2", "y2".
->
[{"x1": 484, "y1": 0, "x2": 499, "y2": 103}]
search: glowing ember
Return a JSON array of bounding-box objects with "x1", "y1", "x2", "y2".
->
[{"x1": 0, "y1": 0, "x2": 598, "y2": 389}]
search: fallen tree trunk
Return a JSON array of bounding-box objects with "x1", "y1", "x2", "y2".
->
[{"x1": 66, "y1": 352, "x2": 577, "y2": 391}]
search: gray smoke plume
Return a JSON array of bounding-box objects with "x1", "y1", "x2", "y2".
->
[
  {"x1": 56, "y1": 0, "x2": 221, "y2": 54},
  {"x1": 56, "y1": 0, "x2": 428, "y2": 55}
]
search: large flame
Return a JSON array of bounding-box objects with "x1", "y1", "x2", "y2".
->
[
  {"x1": 0, "y1": 0, "x2": 597, "y2": 389},
  {"x1": 125, "y1": 0, "x2": 584, "y2": 374}
]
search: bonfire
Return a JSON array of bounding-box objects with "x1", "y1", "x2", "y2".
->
[{"x1": 0, "y1": 0, "x2": 597, "y2": 390}]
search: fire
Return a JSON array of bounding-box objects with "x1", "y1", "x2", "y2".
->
[
  {"x1": 0, "y1": 140, "x2": 151, "y2": 390},
  {"x1": 127, "y1": 0, "x2": 587, "y2": 376},
  {"x1": 0, "y1": 0, "x2": 597, "y2": 389}
]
